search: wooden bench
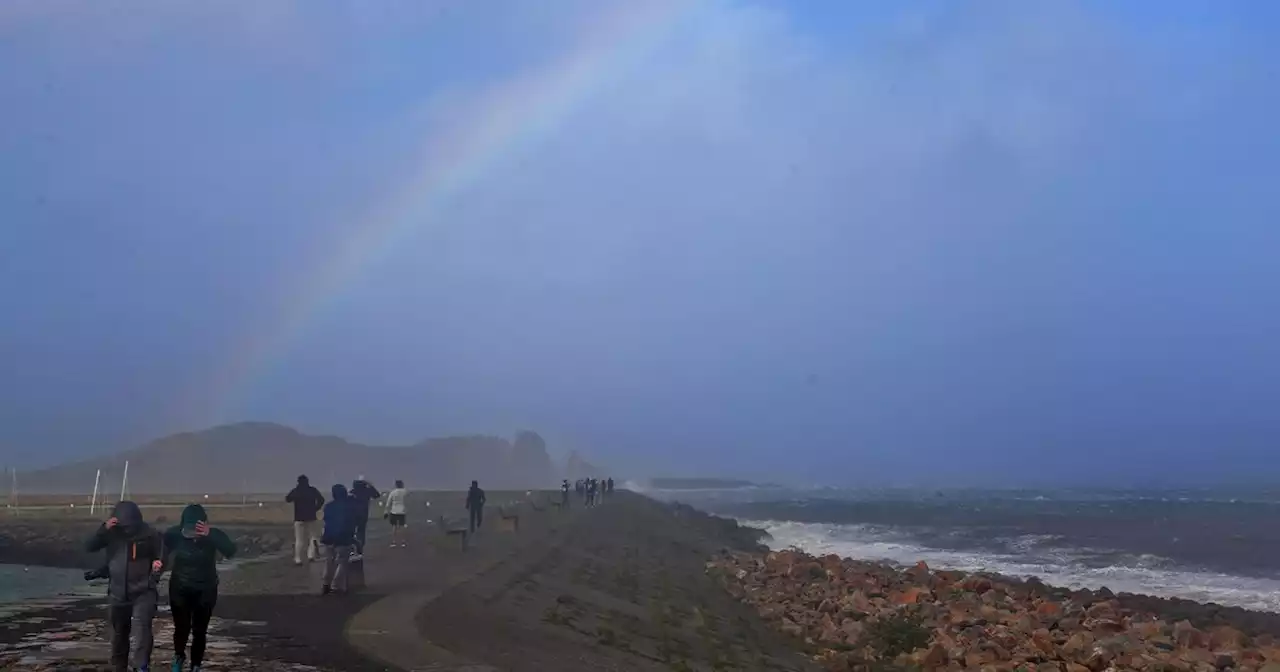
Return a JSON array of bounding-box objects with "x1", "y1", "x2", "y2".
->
[{"x1": 437, "y1": 515, "x2": 470, "y2": 551}]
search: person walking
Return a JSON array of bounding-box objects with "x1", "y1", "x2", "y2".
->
[
  {"x1": 465, "y1": 480, "x2": 486, "y2": 533},
  {"x1": 163, "y1": 504, "x2": 236, "y2": 672},
  {"x1": 385, "y1": 480, "x2": 408, "y2": 548},
  {"x1": 285, "y1": 475, "x2": 324, "y2": 566},
  {"x1": 560, "y1": 479, "x2": 570, "y2": 509},
  {"x1": 349, "y1": 475, "x2": 380, "y2": 559},
  {"x1": 86, "y1": 501, "x2": 164, "y2": 672},
  {"x1": 320, "y1": 484, "x2": 356, "y2": 595}
]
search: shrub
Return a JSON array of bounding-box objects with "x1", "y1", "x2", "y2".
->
[{"x1": 861, "y1": 611, "x2": 931, "y2": 659}]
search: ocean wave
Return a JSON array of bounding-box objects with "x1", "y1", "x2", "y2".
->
[{"x1": 740, "y1": 519, "x2": 1280, "y2": 613}]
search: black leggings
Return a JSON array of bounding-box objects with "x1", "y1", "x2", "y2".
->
[{"x1": 171, "y1": 586, "x2": 216, "y2": 666}]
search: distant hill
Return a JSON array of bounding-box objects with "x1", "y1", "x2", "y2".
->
[
  {"x1": 647, "y1": 477, "x2": 768, "y2": 490},
  {"x1": 18, "y1": 422, "x2": 584, "y2": 494}
]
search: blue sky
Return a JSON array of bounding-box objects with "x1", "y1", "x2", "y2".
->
[{"x1": 2, "y1": 1, "x2": 1278, "y2": 485}]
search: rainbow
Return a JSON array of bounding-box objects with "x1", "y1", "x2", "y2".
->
[{"x1": 189, "y1": 0, "x2": 699, "y2": 423}]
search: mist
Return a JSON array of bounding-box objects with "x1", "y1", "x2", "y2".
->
[{"x1": 2, "y1": 1, "x2": 1278, "y2": 486}]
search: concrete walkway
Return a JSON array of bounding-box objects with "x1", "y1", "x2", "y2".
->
[{"x1": 345, "y1": 492, "x2": 584, "y2": 671}]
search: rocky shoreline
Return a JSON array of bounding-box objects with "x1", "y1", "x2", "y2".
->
[{"x1": 708, "y1": 548, "x2": 1280, "y2": 672}]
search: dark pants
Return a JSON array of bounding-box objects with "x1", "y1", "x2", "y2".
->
[
  {"x1": 109, "y1": 591, "x2": 157, "y2": 672},
  {"x1": 171, "y1": 585, "x2": 217, "y2": 666},
  {"x1": 469, "y1": 506, "x2": 483, "y2": 532},
  {"x1": 354, "y1": 514, "x2": 369, "y2": 554}
]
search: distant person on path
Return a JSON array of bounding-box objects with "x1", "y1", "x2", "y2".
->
[
  {"x1": 86, "y1": 501, "x2": 164, "y2": 672},
  {"x1": 586, "y1": 479, "x2": 597, "y2": 507},
  {"x1": 320, "y1": 484, "x2": 356, "y2": 595},
  {"x1": 385, "y1": 480, "x2": 408, "y2": 548},
  {"x1": 163, "y1": 504, "x2": 236, "y2": 672},
  {"x1": 285, "y1": 475, "x2": 324, "y2": 566},
  {"x1": 561, "y1": 479, "x2": 570, "y2": 508},
  {"x1": 466, "y1": 480, "x2": 486, "y2": 533},
  {"x1": 349, "y1": 475, "x2": 380, "y2": 559}
]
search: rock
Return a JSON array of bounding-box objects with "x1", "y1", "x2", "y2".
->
[
  {"x1": 896, "y1": 587, "x2": 928, "y2": 605},
  {"x1": 779, "y1": 618, "x2": 804, "y2": 638},
  {"x1": 1175, "y1": 621, "x2": 1208, "y2": 649},
  {"x1": 1209, "y1": 626, "x2": 1249, "y2": 652},
  {"x1": 921, "y1": 643, "x2": 948, "y2": 668},
  {"x1": 1031, "y1": 628, "x2": 1056, "y2": 656},
  {"x1": 1083, "y1": 646, "x2": 1113, "y2": 671},
  {"x1": 1215, "y1": 654, "x2": 1236, "y2": 670},
  {"x1": 962, "y1": 575, "x2": 995, "y2": 594},
  {"x1": 1037, "y1": 601, "x2": 1063, "y2": 617},
  {"x1": 1086, "y1": 618, "x2": 1125, "y2": 634},
  {"x1": 1063, "y1": 632, "x2": 1095, "y2": 656}
]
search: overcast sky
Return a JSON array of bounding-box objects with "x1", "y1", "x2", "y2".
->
[{"x1": 2, "y1": 1, "x2": 1278, "y2": 485}]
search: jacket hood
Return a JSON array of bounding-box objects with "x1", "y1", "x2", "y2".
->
[
  {"x1": 331, "y1": 484, "x2": 348, "y2": 500},
  {"x1": 297, "y1": 475, "x2": 310, "y2": 486},
  {"x1": 180, "y1": 503, "x2": 208, "y2": 528},
  {"x1": 112, "y1": 500, "x2": 143, "y2": 528}
]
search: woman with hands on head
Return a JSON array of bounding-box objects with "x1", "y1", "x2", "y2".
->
[{"x1": 162, "y1": 503, "x2": 236, "y2": 672}]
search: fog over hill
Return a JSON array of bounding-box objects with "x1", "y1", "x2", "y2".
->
[{"x1": 15, "y1": 422, "x2": 593, "y2": 494}]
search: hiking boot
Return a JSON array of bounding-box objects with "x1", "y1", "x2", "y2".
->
[
  {"x1": 191, "y1": 666, "x2": 203, "y2": 672},
  {"x1": 170, "y1": 657, "x2": 184, "y2": 672}
]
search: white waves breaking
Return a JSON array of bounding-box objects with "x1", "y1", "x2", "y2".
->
[{"x1": 741, "y1": 519, "x2": 1280, "y2": 613}]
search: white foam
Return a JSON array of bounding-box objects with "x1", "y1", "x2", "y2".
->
[{"x1": 741, "y1": 519, "x2": 1280, "y2": 613}]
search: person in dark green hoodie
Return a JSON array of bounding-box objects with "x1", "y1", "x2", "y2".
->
[{"x1": 162, "y1": 504, "x2": 235, "y2": 672}]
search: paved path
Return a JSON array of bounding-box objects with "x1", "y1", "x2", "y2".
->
[{"x1": 344, "y1": 492, "x2": 585, "y2": 671}]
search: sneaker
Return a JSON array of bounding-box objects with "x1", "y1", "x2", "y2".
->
[
  {"x1": 348, "y1": 553, "x2": 363, "y2": 562},
  {"x1": 171, "y1": 657, "x2": 184, "y2": 672},
  {"x1": 192, "y1": 666, "x2": 202, "y2": 672}
]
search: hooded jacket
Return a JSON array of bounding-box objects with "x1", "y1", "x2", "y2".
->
[
  {"x1": 466, "y1": 484, "x2": 486, "y2": 509},
  {"x1": 321, "y1": 484, "x2": 356, "y2": 546},
  {"x1": 286, "y1": 475, "x2": 326, "y2": 522},
  {"x1": 85, "y1": 501, "x2": 163, "y2": 605},
  {"x1": 349, "y1": 479, "x2": 380, "y2": 519},
  {"x1": 163, "y1": 504, "x2": 236, "y2": 594}
]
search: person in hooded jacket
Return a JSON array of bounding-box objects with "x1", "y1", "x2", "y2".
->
[
  {"x1": 348, "y1": 476, "x2": 380, "y2": 558},
  {"x1": 285, "y1": 475, "x2": 325, "y2": 565},
  {"x1": 320, "y1": 483, "x2": 356, "y2": 594},
  {"x1": 162, "y1": 504, "x2": 235, "y2": 672},
  {"x1": 465, "y1": 480, "x2": 486, "y2": 533},
  {"x1": 86, "y1": 501, "x2": 164, "y2": 672}
]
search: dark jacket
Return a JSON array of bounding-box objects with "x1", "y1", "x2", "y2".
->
[
  {"x1": 350, "y1": 480, "x2": 380, "y2": 519},
  {"x1": 466, "y1": 485, "x2": 486, "y2": 509},
  {"x1": 163, "y1": 504, "x2": 236, "y2": 594},
  {"x1": 85, "y1": 501, "x2": 163, "y2": 606},
  {"x1": 321, "y1": 484, "x2": 356, "y2": 546},
  {"x1": 286, "y1": 476, "x2": 325, "y2": 522}
]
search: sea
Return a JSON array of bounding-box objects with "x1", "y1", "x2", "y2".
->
[
  {"x1": 0, "y1": 564, "x2": 95, "y2": 615},
  {"x1": 643, "y1": 485, "x2": 1280, "y2": 613}
]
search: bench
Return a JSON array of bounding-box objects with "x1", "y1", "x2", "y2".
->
[{"x1": 436, "y1": 515, "x2": 470, "y2": 551}]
